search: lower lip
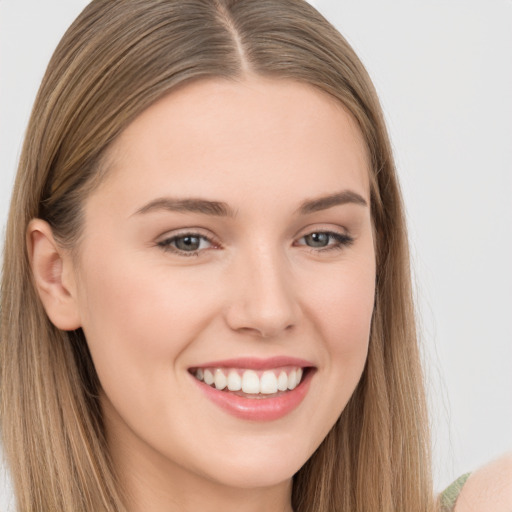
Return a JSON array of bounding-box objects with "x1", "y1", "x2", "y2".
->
[{"x1": 191, "y1": 369, "x2": 314, "y2": 421}]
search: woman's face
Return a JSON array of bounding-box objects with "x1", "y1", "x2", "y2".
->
[{"x1": 71, "y1": 77, "x2": 375, "y2": 497}]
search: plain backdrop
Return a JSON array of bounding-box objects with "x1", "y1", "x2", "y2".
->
[{"x1": 1, "y1": 1, "x2": 511, "y2": 509}]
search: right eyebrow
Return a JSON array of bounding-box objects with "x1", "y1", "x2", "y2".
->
[{"x1": 132, "y1": 197, "x2": 237, "y2": 218}]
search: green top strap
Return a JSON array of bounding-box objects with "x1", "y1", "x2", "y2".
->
[{"x1": 439, "y1": 473, "x2": 471, "y2": 511}]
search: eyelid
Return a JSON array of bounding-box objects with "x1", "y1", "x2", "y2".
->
[
  {"x1": 293, "y1": 223, "x2": 351, "y2": 241},
  {"x1": 155, "y1": 225, "x2": 354, "y2": 257},
  {"x1": 156, "y1": 227, "x2": 217, "y2": 242},
  {"x1": 294, "y1": 229, "x2": 354, "y2": 251},
  {"x1": 156, "y1": 228, "x2": 221, "y2": 256}
]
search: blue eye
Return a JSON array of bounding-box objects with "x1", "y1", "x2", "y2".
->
[
  {"x1": 298, "y1": 231, "x2": 354, "y2": 251},
  {"x1": 157, "y1": 230, "x2": 353, "y2": 257},
  {"x1": 158, "y1": 233, "x2": 213, "y2": 256}
]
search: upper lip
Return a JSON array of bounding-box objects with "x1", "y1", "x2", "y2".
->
[{"x1": 190, "y1": 356, "x2": 315, "y2": 370}]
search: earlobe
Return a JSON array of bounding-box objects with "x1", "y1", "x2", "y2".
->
[{"x1": 27, "y1": 219, "x2": 82, "y2": 331}]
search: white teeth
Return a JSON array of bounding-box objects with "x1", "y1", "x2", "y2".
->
[
  {"x1": 193, "y1": 366, "x2": 306, "y2": 394},
  {"x1": 241, "y1": 370, "x2": 260, "y2": 394},
  {"x1": 277, "y1": 371, "x2": 288, "y2": 391},
  {"x1": 260, "y1": 371, "x2": 278, "y2": 394},
  {"x1": 227, "y1": 370, "x2": 242, "y2": 391},
  {"x1": 287, "y1": 369, "x2": 297, "y2": 390},
  {"x1": 203, "y1": 369, "x2": 214, "y2": 385},
  {"x1": 214, "y1": 369, "x2": 227, "y2": 390}
]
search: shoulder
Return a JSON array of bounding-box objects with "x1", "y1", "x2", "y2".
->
[{"x1": 454, "y1": 453, "x2": 512, "y2": 512}]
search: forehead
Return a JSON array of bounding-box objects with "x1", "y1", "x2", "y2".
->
[{"x1": 94, "y1": 76, "x2": 371, "y2": 213}]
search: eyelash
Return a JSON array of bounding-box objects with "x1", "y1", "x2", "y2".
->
[{"x1": 157, "y1": 230, "x2": 354, "y2": 257}]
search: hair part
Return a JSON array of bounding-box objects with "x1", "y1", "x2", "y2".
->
[{"x1": 1, "y1": 1, "x2": 434, "y2": 510}]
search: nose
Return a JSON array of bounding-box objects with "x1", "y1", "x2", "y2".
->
[{"x1": 224, "y1": 248, "x2": 301, "y2": 339}]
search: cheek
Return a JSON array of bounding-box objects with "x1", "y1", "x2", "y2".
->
[
  {"x1": 305, "y1": 257, "x2": 375, "y2": 356},
  {"x1": 302, "y1": 252, "x2": 375, "y2": 403},
  {"x1": 75, "y1": 247, "x2": 219, "y2": 383}
]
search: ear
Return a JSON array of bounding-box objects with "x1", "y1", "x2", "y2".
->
[{"x1": 27, "y1": 219, "x2": 82, "y2": 331}]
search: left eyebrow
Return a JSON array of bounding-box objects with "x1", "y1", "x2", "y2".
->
[{"x1": 296, "y1": 190, "x2": 368, "y2": 215}]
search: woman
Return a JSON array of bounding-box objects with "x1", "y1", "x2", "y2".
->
[{"x1": 0, "y1": 1, "x2": 509, "y2": 511}]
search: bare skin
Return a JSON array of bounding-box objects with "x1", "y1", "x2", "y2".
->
[
  {"x1": 454, "y1": 453, "x2": 512, "y2": 512},
  {"x1": 29, "y1": 76, "x2": 375, "y2": 511}
]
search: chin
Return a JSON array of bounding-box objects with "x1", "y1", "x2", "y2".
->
[
  {"x1": 192, "y1": 437, "x2": 314, "y2": 490},
  {"x1": 204, "y1": 461, "x2": 299, "y2": 490}
]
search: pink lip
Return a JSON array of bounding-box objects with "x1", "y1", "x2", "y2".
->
[
  {"x1": 189, "y1": 357, "x2": 315, "y2": 422},
  {"x1": 191, "y1": 356, "x2": 314, "y2": 371}
]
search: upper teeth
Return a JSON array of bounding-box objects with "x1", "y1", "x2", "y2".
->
[{"x1": 194, "y1": 367, "x2": 304, "y2": 394}]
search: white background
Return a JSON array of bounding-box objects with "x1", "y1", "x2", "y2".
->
[{"x1": 1, "y1": 1, "x2": 511, "y2": 509}]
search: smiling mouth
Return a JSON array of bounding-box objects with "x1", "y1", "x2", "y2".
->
[{"x1": 189, "y1": 366, "x2": 308, "y2": 398}]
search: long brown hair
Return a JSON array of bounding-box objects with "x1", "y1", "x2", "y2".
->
[{"x1": 0, "y1": 1, "x2": 434, "y2": 510}]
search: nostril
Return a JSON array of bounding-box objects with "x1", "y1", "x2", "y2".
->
[{"x1": 236, "y1": 322, "x2": 295, "y2": 339}]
